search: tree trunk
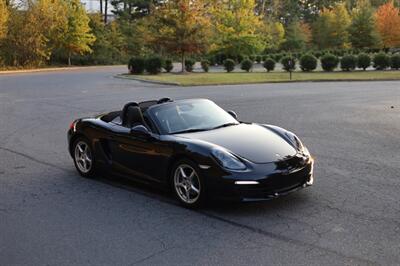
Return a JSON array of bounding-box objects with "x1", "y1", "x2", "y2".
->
[
  {"x1": 104, "y1": 0, "x2": 108, "y2": 23},
  {"x1": 100, "y1": 0, "x2": 103, "y2": 14},
  {"x1": 181, "y1": 52, "x2": 186, "y2": 73},
  {"x1": 68, "y1": 52, "x2": 71, "y2": 66}
]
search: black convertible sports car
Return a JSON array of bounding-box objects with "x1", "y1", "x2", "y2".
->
[{"x1": 68, "y1": 98, "x2": 314, "y2": 207}]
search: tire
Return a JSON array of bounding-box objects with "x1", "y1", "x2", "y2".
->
[
  {"x1": 171, "y1": 159, "x2": 205, "y2": 208},
  {"x1": 72, "y1": 137, "x2": 97, "y2": 178}
]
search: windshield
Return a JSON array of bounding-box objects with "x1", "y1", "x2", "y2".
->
[{"x1": 148, "y1": 99, "x2": 239, "y2": 134}]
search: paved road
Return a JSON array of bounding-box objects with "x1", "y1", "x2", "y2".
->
[{"x1": 1, "y1": 67, "x2": 399, "y2": 265}]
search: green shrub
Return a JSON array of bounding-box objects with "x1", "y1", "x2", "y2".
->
[
  {"x1": 281, "y1": 56, "x2": 296, "y2": 72},
  {"x1": 262, "y1": 55, "x2": 268, "y2": 61},
  {"x1": 241, "y1": 59, "x2": 253, "y2": 72},
  {"x1": 263, "y1": 58, "x2": 276, "y2": 72},
  {"x1": 255, "y1": 55, "x2": 262, "y2": 63},
  {"x1": 248, "y1": 55, "x2": 255, "y2": 62},
  {"x1": 340, "y1": 55, "x2": 357, "y2": 71},
  {"x1": 185, "y1": 59, "x2": 195, "y2": 72},
  {"x1": 201, "y1": 59, "x2": 210, "y2": 72},
  {"x1": 357, "y1": 53, "x2": 371, "y2": 70},
  {"x1": 236, "y1": 54, "x2": 244, "y2": 64},
  {"x1": 390, "y1": 54, "x2": 400, "y2": 70},
  {"x1": 223, "y1": 59, "x2": 235, "y2": 72},
  {"x1": 373, "y1": 52, "x2": 390, "y2": 70},
  {"x1": 321, "y1": 54, "x2": 339, "y2": 71},
  {"x1": 299, "y1": 54, "x2": 317, "y2": 72},
  {"x1": 128, "y1": 57, "x2": 146, "y2": 74},
  {"x1": 145, "y1": 56, "x2": 164, "y2": 74},
  {"x1": 214, "y1": 53, "x2": 226, "y2": 65},
  {"x1": 164, "y1": 59, "x2": 173, "y2": 73}
]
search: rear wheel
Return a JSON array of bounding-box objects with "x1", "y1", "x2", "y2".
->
[
  {"x1": 172, "y1": 159, "x2": 205, "y2": 208},
  {"x1": 73, "y1": 137, "x2": 96, "y2": 178}
]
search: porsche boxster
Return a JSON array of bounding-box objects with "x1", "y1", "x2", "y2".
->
[{"x1": 68, "y1": 98, "x2": 314, "y2": 207}]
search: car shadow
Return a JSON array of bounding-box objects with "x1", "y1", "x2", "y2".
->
[{"x1": 92, "y1": 173, "x2": 311, "y2": 215}]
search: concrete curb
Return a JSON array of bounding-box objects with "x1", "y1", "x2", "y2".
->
[
  {"x1": 114, "y1": 74, "x2": 400, "y2": 87},
  {"x1": 115, "y1": 74, "x2": 180, "y2": 86},
  {"x1": 0, "y1": 65, "x2": 125, "y2": 75}
]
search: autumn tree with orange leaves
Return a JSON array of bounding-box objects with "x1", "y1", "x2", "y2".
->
[{"x1": 375, "y1": 1, "x2": 400, "y2": 48}]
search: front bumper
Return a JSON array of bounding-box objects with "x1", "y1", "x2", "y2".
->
[{"x1": 205, "y1": 158, "x2": 314, "y2": 202}]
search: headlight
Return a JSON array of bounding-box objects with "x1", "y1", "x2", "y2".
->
[{"x1": 211, "y1": 147, "x2": 246, "y2": 170}]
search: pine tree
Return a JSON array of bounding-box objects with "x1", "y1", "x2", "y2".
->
[{"x1": 348, "y1": 0, "x2": 380, "y2": 48}]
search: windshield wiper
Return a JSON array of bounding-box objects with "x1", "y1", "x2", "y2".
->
[
  {"x1": 210, "y1": 122, "x2": 239, "y2": 130},
  {"x1": 172, "y1": 128, "x2": 209, "y2": 134}
]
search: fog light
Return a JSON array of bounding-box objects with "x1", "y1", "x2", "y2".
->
[{"x1": 235, "y1": 181, "x2": 259, "y2": 185}]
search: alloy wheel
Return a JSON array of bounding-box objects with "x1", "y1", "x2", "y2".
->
[
  {"x1": 74, "y1": 141, "x2": 92, "y2": 174},
  {"x1": 174, "y1": 164, "x2": 201, "y2": 204}
]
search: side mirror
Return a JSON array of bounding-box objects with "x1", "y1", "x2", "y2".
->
[
  {"x1": 227, "y1": 110, "x2": 238, "y2": 120},
  {"x1": 130, "y1": 125, "x2": 150, "y2": 136}
]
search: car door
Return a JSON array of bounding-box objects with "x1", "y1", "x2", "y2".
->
[{"x1": 109, "y1": 126, "x2": 171, "y2": 184}]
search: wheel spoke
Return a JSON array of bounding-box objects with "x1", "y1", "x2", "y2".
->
[
  {"x1": 185, "y1": 187, "x2": 190, "y2": 200},
  {"x1": 78, "y1": 145, "x2": 84, "y2": 153},
  {"x1": 190, "y1": 185, "x2": 199, "y2": 195},
  {"x1": 179, "y1": 167, "x2": 186, "y2": 178}
]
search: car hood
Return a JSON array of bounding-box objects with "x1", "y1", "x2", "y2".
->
[{"x1": 176, "y1": 123, "x2": 297, "y2": 163}]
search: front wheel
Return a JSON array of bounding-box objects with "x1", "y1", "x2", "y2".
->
[
  {"x1": 73, "y1": 137, "x2": 96, "y2": 178},
  {"x1": 172, "y1": 159, "x2": 205, "y2": 208}
]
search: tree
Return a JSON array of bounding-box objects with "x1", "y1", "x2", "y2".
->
[
  {"x1": 147, "y1": 0, "x2": 211, "y2": 72},
  {"x1": 0, "y1": 0, "x2": 8, "y2": 40},
  {"x1": 263, "y1": 19, "x2": 285, "y2": 51},
  {"x1": 312, "y1": 8, "x2": 335, "y2": 49},
  {"x1": 348, "y1": 0, "x2": 380, "y2": 48},
  {"x1": 330, "y1": 2, "x2": 351, "y2": 48},
  {"x1": 312, "y1": 3, "x2": 351, "y2": 49},
  {"x1": 61, "y1": 0, "x2": 96, "y2": 65},
  {"x1": 1, "y1": 5, "x2": 49, "y2": 66},
  {"x1": 211, "y1": 0, "x2": 265, "y2": 58},
  {"x1": 111, "y1": 0, "x2": 159, "y2": 21},
  {"x1": 280, "y1": 19, "x2": 309, "y2": 50},
  {"x1": 82, "y1": 14, "x2": 126, "y2": 64},
  {"x1": 375, "y1": 1, "x2": 400, "y2": 48}
]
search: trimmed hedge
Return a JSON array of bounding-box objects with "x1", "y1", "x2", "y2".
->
[
  {"x1": 223, "y1": 59, "x2": 235, "y2": 72},
  {"x1": 357, "y1": 53, "x2": 371, "y2": 70},
  {"x1": 128, "y1": 57, "x2": 146, "y2": 74},
  {"x1": 201, "y1": 60, "x2": 210, "y2": 72},
  {"x1": 164, "y1": 59, "x2": 173, "y2": 73},
  {"x1": 241, "y1": 59, "x2": 253, "y2": 72},
  {"x1": 185, "y1": 59, "x2": 195, "y2": 72},
  {"x1": 255, "y1": 55, "x2": 262, "y2": 63},
  {"x1": 321, "y1": 54, "x2": 339, "y2": 71},
  {"x1": 390, "y1": 54, "x2": 400, "y2": 70},
  {"x1": 299, "y1": 54, "x2": 317, "y2": 72},
  {"x1": 263, "y1": 58, "x2": 276, "y2": 72},
  {"x1": 373, "y1": 53, "x2": 390, "y2": 70},
  {"x1": 281, "y1": 56, "x2": 296, "y2": 72},
  {"x1": 340, "y1": 55, "x2": 357, "y2": 71},
  {"x1": 145, "y1": 56, "x2": 164, "y2": 74}
]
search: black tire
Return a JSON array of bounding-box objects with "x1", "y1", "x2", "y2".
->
[
  {"x1": 72, "y1": 137, "x2": 97, "y2": 178},
  {"x1": 171, "y1": 159, "x2": 206, "y2": 208}
]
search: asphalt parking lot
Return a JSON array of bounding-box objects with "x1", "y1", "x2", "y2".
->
[{"x1": 1, "y1": 66, "x2": 399, "y2": 265}]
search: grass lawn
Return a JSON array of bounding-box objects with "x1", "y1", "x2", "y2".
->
[{"x1": 119, "y1": 70, "x2": 400, "y2": 86}]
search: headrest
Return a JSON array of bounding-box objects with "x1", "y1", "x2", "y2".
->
[
  {"x1": 121, "y1": 102, "x2": 139, "y2": 127},
  {"x1": 123, "y1": 105, "x2": 145, "y2": 128}
]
